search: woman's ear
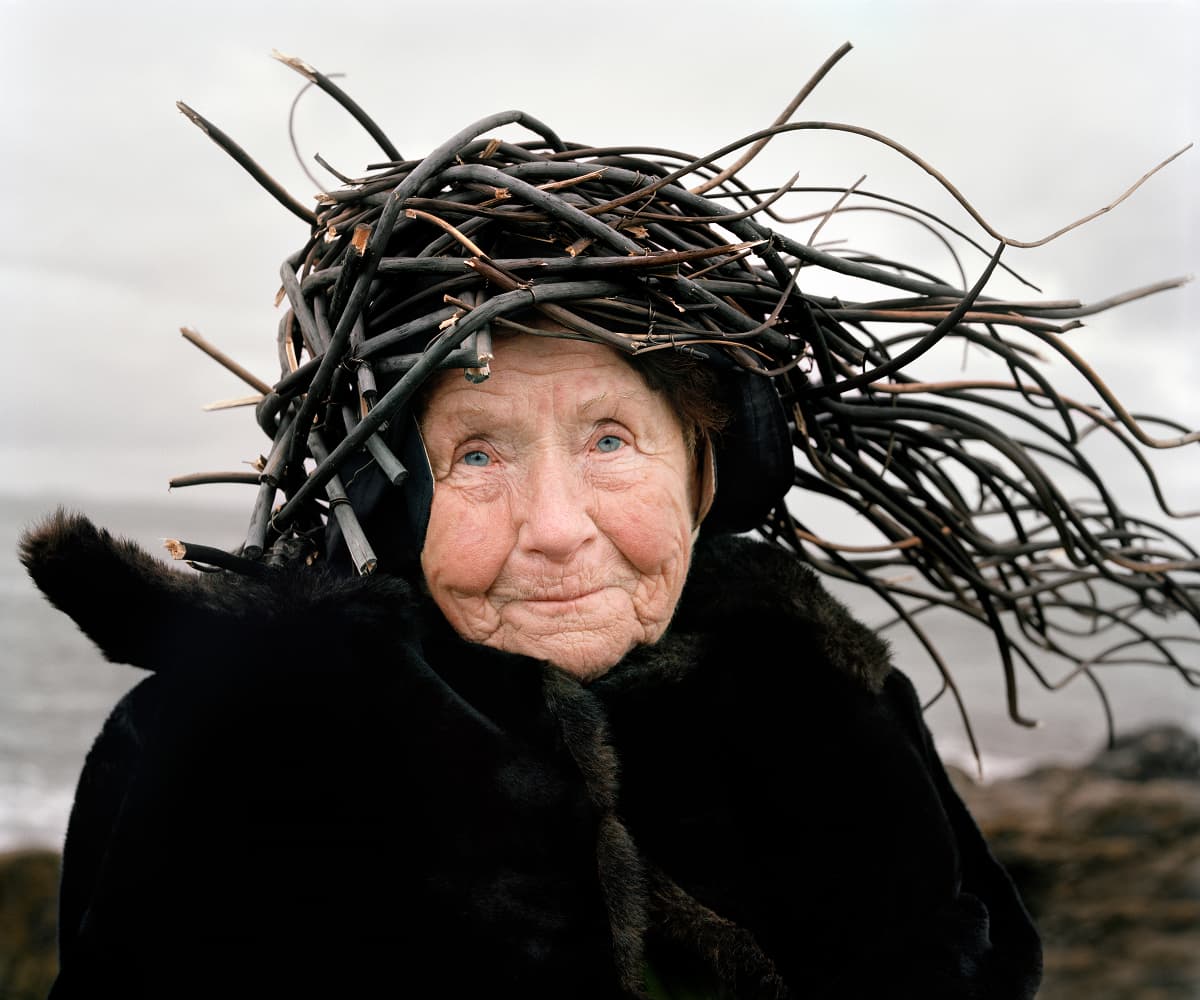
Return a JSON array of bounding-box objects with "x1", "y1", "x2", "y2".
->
[{"x1": 694, "y1": 436, "x2": 716, "y2": 527}]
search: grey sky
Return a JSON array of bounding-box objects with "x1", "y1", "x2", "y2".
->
[
  {"x1": 1, "y1": 0, "x2": 1197, "y2": 771},
  {"x1": 2, "y1": 0, "x2": 1196, "y2": 513}
]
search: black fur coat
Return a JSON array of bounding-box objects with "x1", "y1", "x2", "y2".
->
[{"x1": 21, "y1": 512, "x2": 1041, "y2": 999}]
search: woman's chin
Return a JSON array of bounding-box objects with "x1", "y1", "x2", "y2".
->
[
  {"x1": 483, "y1": 596, "x2": 653, "y2": 680},
  {"x1": 438, "y1": 584, "x2": 677, "y2": 680},
  {"x1": 487, "y1": 627, "x2": 633, "y2": 680}
]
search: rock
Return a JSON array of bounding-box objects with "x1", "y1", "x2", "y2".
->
[
  {"x1": 951, "y1": 725, "x2": 1200, "y2": 1000},
  {"x1": 1090, "y1": 724, "x2": 1200, "y2": 783},
  {"x1": 0, "y1": 848, "x2": 59, "y2": 1000}
]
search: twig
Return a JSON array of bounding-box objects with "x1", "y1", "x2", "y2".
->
[
  {"x1": 176, "y1": 101, "x2": 316, "y2": 225},
  {"x1": 169, "y1": 471, "x2": 261, "y2": 488},
  {"x1": 180, "y1": 327, "x2": 273, "y2": 394},
  {"x1": 202, "y1": 395, "x2": 263, "y2": 411},
  {"x1": 164, "y1": 539, "x2": 268, "y2": 577},
  {"x1": 271, "y1": 50, "x2": 403, "y2": 163},
  {"x1": 690, "y1": 41, "x2": 854, "y2": 195}
]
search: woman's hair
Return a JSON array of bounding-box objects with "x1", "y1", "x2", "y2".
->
[
  {"x1": 626, "y1": 349, "x2": 729, "y2": 454},
  {"x1": 173, "y1": 50, "x2": 1199, "y2": 759}
]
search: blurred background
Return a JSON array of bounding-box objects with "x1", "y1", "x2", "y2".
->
[{"x1": 1, "y1": 1, "x2": 1197, "y2": 996}]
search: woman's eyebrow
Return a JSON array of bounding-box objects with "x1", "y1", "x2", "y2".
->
[
  {"x1": 577, "y1": 390, "x2": 641, "y2": 414},
  {"x1": 443, "y1": 399, "x2": 497, "y2": 421}
]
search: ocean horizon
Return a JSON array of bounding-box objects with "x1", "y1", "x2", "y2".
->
[{"x1": 4, "y1": 488, "x2": 1197, "y2": 851}]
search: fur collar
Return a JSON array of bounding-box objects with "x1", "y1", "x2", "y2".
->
[
  {"x1": 24, "y1": 512, "x2": 1041, "y2": 1000},
  {"x1": 19, "y1": 508, "x2": 891, "y2": 693}
]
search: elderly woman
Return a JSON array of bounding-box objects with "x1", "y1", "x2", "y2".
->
[
  {"x1": 24, "y1": 53, "x2": 1197, "y2": 999},
  {"x1": 23, "y1": 336, "x2": 1041, "y2": 997}
]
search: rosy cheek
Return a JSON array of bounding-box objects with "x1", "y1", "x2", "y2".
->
[
  {"x1": 422, "y1": 486, "x2": 513, "y2": 600},
  {"x1": 606, "y1": 514, "x2": 673, "y2": 573},
  {"x1": 596, "y1": 467, "x2": 693, "y2": 566}
]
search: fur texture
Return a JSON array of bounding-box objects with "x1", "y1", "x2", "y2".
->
[
  {"x1": 22, "y1": 513, "x2": 1040, "y2": 999},
  {"x1": 19, "y1": 508, "x2": 420, "y2": 674}
]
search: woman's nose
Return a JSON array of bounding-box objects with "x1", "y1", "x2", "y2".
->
[{"x1": 515, "y1": 454, "x2": 597, "y2": 559}]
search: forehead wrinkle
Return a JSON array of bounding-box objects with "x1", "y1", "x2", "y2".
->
[
  {"x1": 430, "y1": 369, "x2": 652, "y2": 430},
  {"x1": 435, "y1": 396, "x2": 496, "y2": 423},
  {"x1": 577, "y1": 389, "x2": 643, "y2": 414}
]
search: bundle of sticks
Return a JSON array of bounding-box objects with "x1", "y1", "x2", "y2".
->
[{"x1": 169, "y1": 45, "x2": 1197, "y2": 759}]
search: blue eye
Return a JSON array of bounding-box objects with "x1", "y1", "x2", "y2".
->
[
  {"x1": 596, "y1": 434, "x2": 623, "y2": 453},
  {"x1": 462, "y1": 450, "x2": 490, "y2": 466}
]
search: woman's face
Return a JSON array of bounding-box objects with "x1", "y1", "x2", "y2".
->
[{"x1": 419, "y1": 333, "x2": 697, "y2": 679}]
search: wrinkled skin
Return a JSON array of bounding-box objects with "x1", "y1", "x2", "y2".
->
[{"x1": 419, "y1": 334, "x2": 698, "y2": 679}]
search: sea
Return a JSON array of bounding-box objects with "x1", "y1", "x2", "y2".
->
[{"x1": 3, "y1": 490, "x2": 1198, "y2": 852}]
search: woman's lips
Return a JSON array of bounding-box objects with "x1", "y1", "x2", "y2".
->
[{"x1": 518, "y1": 588, "x2": 605, "y2": 609}]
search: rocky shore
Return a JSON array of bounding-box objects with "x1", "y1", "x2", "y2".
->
[
  {"x1": 952, "y1": 724, "x2": 1200, "y2": 999},
  {"x1": 2, "y1": 725, "x2": 1197, "y2": 998},
  {"x1": 0, "y1": 847, "x2": 57, "y2": 1000}
]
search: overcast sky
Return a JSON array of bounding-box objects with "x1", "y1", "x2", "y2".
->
[
  {"x1": 1, "y1": 0, "x2": 1196, "y2": 770},
  {"x1": 1, "y1": 0, "x2": 1196, "y2": 517}
]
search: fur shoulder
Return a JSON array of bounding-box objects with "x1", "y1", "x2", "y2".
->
[
  {"x1": 681, "y1": 534, "x2": 893, "y2": 692},
  {"x1": 19, "y1": 508, "x2": 417, "y2": 674}
]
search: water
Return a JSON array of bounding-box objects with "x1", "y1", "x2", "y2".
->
[
  {"x1": 3, "y1": 491, "x2": 1197, "y2": 851},
  {"x1": 1, "y1": 491, "x2": 250, "y2": 851}
]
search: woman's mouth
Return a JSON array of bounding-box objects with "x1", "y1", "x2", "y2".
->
[{"x1": 518, "y1": 588, "x2": 605, "y2": 608}]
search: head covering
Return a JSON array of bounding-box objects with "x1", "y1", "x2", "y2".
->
[{"x1": 174, "y1": 49, "x2": 1198, "y2": 751}]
